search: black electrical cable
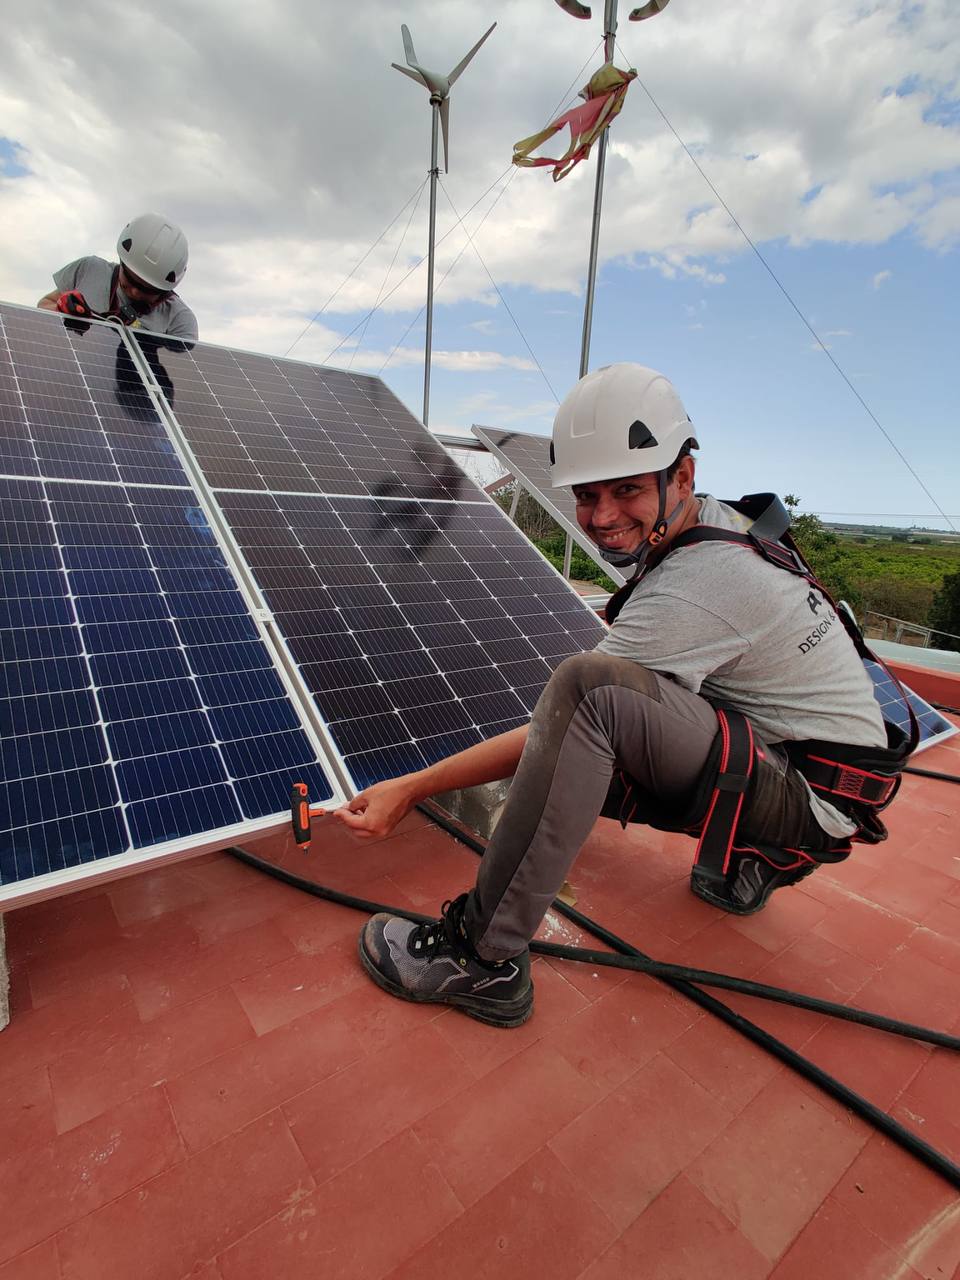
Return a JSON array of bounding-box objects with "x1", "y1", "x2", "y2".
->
[
  {"x1": 226, "y1": 846, "x2": 957, "y2": 1049},
  {"x1": 229, "y1": 835, "x2": 960, "y2": 1191},
  {"x1": 903, "y1": 765, "x2": 960, "y2": 785}
]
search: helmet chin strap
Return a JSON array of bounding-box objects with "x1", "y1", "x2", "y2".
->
[{"x1": 599, "y1": 470, "x2": 685, "y2": 582}]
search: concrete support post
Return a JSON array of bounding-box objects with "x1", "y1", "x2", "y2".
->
[{"x1": 0, "y1": 918, "x2": 9, "y2": 1031}]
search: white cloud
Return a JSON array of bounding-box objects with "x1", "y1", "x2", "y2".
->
[
  {"x1": 360, "y1": 347, "x2": 535, "y2": 374},
  {"x1": 810, "y1": 328, "x2": 852, "y2": 352},
  {"x1": 0, "y1": 0, "x2": 957, "y2": 347},
  {"x1": 872, "y1": 269, "x2": 893, "y2": 289}
]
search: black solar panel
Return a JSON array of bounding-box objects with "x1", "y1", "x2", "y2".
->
[
  {"x1": 215, "y1": 490, "x2": 605, "y2": 787},
  {"x1": 472, "y1": 424, "x2": 627, "y2": 586},
  {"x1": 133, "y1": 333, "x2": 608, "y2": 788},
  {"x1": 134, "y1": 336, "x2": 476, "y2": 500},
  {"x1": 0, "y1": 306, "x2": 335, "y2": 897}
]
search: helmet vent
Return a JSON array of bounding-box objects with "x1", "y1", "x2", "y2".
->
[
  {"x1": 121, "y1": 238, "x2": 133, "y2": 252},
  {"x1": 165, "y1": 270, "x2": 176, "y2": 283},
  {"x1": 628, "y1": 420, "x2": 657, "y2": 449},
  {"x1": 549, "y1": 441, "x2": 555, "y2": 465}
]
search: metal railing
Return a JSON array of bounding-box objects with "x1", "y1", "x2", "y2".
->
[{"x1": 863, "y1": 610, "x2": 960, "y2": 649}]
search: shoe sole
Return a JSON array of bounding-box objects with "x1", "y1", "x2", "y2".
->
[
  {"x1": 690, "y1": 876, "x2": 772, "y2": 915},
  {"x1": 690, "y1": 868, "x2": 812, "y2": 916},
  {"x1": 357, "y1": 935, "x2": 534, "y2": 1029}
]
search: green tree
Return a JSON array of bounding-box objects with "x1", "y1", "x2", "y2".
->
[
  {"x1": 928, "y1": 570, "x2": 960, "y2": 652},
  {"x1": 782, "y1": 496, "x2": 860, "y2": 608}
]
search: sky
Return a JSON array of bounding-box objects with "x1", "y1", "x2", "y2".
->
[{"x1": 1, "y1": 0, "x2": 958, "y2": 528}]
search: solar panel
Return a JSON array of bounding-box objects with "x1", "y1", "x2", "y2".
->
[
  {"x1": 471, "y1": 424, "x2": 627, "y2": 587},
  {"x1": 132, "y1": 333, "x2": 609, "y2": 787},
  {"x1": 864, "y1": 660, "x2": 958, "y2": 753},
  {"x1": 0, "y1": 305, "x2": 339, "y2": 904}
]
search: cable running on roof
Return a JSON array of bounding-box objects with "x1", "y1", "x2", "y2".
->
[
  {"x1": 283, "y1": 177, "x2": 428, "y2": 358},
  {"x1": 348, "y1": 180, "x2": 427, "y2": 371},
  {"x1": 616, "y1": 37, "x2": 956, "y2": 536}
]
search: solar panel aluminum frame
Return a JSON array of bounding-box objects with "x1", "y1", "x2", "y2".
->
[
  {"x1": 471, "y1": 424, "x2": 627, "y2": 588},
  {"x1": 3, "y1": 815, "x2": 309, "y2": 911},
  {"x1": 119, "y1": 325, "x2": 358, "y2": 801},
  {"x1": 0, "y1": 304, "x2": 348, "y2": 908}
]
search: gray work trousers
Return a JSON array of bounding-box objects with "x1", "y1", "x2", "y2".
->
[{"x1": 464, "y1": 652, "x2": 837, "y2": 962}]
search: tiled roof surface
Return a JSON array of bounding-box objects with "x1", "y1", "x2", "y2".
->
[{"x1": 2, "y1": 720, "x2": 958, "y2": 1279}]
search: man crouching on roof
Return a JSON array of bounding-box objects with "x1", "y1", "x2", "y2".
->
[{"x1": 330, "y1": 363, "x2": 902, "y2": 1029}]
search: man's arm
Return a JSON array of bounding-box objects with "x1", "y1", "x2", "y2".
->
[
  {"x1": 327, "y1": 723, "x2": 529, "y2": 839},
  {"x1": 37, "y1": 289, "x2": 60, "y2": 312}
]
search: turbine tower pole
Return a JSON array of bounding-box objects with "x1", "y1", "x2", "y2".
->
[
  {"x1": 555, "y1": 0, "x2": 671, "y2": 378},
  {"x1": 580, "y1": 0, "x2": 618, "y2": 379},
  {"x1": 392, "y1": 21, "x2": 496, "y2": 427},
  {"x1": 424, "y1": 94, "x2": 441, "y2": 427}
]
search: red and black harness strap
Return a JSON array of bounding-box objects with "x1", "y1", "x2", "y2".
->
[
  {"x1": 668, "y1": 493, "x2": 920, "y2": 759},
  {"x1": 604, "y1": 493, "x2": 916, "y2": 879},
  {"x1": 690, "y1": 707, "x2": 756, "y2": 886},
  {"x1": 795, "y1": 745, "x2": 901, "y2": 808}
]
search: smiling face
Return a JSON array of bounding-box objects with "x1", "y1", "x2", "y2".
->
[{"x1": 572, "y1": 455, "x2": 697, "y2": 558}]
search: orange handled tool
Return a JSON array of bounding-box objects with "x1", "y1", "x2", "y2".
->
[{"x1": 290, "y1": 783, "x2": 328, "y2": 849}]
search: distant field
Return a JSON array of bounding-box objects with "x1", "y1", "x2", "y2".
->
[{"x1": 832, "y1": 536, "x2": 960, "y2": 587}]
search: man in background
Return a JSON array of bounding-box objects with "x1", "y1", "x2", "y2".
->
[{"x1": 37, "y1": 212, "x2": 198, "y2": 341}]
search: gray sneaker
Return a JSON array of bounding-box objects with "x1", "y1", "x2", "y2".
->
[{"x1": 358, "y1": 894, "x2": 533, "y2": 1028}]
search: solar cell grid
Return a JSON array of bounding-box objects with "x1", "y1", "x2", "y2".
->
[
  {"x1": 135, "y1": 331, "x2": 476, "y2": 500},
  {"x1": 0, "y1": 305, "x2": 336, "y2": 894},
  {"x1": 215, "y1": 488, "x2": 607, "y2": 786},
  {"x1": 864, "y1": 660, "x2": 957, "y2": 752}
]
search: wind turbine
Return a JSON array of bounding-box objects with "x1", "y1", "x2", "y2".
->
[
  {"x1": 392, "y1": 21, "x2": 496, "y2": 426},
  {"x1": 554, "y1": 0, "x2": 672, "y2": 377}
]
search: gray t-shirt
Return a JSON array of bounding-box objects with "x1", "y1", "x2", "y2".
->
[
  {"x1": 53, "y1": 256, "x2": 198, "y2": 341},
  {"x1": 596, "y1": 495, "x2": 886, "y2": 836}
]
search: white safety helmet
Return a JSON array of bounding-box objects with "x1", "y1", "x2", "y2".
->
[
  {"x1": 551, "y1": 363, "x2": 699, "y2": 574},
  {"x1": 117, "y1": 214, "x2": 189, "y2": 290},
  {"x1": 550, "y1": 362, "x2": 697, "y2": 489}
]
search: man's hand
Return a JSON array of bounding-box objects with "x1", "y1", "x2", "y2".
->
[
  {"x1": 56, "y1": 290, "x2": 94, "y2": 318},
  {"x1": 323, "y1": 775, "x2": 423, "y2": 840}
]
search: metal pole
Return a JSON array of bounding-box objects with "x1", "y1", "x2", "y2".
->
[
  {"x1": 423, "y1": 96, "x2": 441, "y2": 426},
  {"x1": 562, "y1": 532, "x2": 573, "y2": 579},
  {"x1": 579, "y1": 0, "x2": 618, "y2": 379}
]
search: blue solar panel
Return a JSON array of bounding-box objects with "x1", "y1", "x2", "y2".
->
[
  {"x1": 130, "y1": 332, "x2": 608, "y2": 789},
  {"x1": 864, "y1": 660, "x2": 957, "y2": 752},
  {"x1": 0, "y1": 305, "x2": 336, "y2": 898}
]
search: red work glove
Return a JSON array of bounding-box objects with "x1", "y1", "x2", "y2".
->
[{"x1": 56, "y1": 290, "x2": 93, "y2": 318}]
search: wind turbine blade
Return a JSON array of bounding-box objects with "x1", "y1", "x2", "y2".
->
[
  {"x1": 401, "y1": 24, "x2": 419, "y2": 67},
  {"x1": 629, "y1": 0, "x2": 670, "y2": 19},
  {"x1": 555, "y1": 0, "x2": 592, "y2": 17},
  {"x1": 439, "y1": 97, "x2": 451, "y2": 172},
  {"x1": 446, "y1": 22, "x2": 496, "y2": 86},
  {"x1": 392, "y1": 62, "x2": 426, "y2": 85}
]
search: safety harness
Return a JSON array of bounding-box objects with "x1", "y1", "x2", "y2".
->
[{"x1": 604, "y1": 493, "x2": 918, "y2": 898}]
